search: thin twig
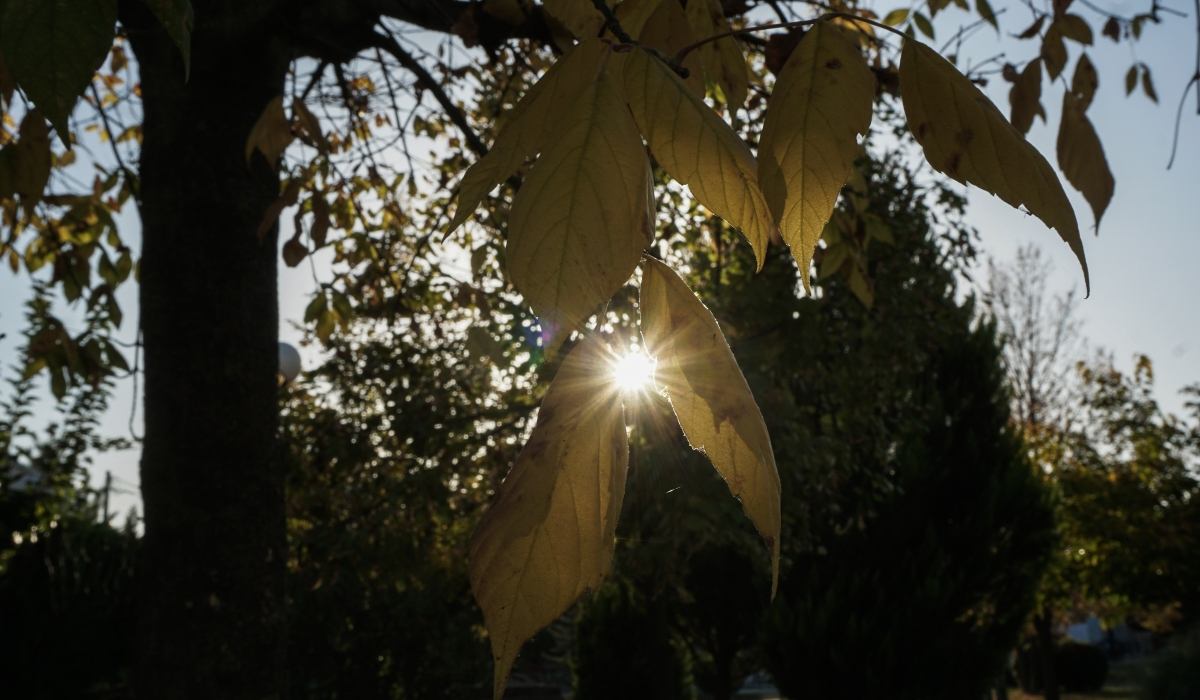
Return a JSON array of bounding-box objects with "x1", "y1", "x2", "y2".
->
[
  {"x1": 372, "y1": 29, "x2": 489, "y2": 157},
  {"x1": 89, "y1": 82, "x2": 141, "y2": 208},
  {"x1": 1167, "y1": 74, "x2": 1197, "y2": 168},
  {"x1": 675, "y1": 12, "x2": 906, "y2": 63}
]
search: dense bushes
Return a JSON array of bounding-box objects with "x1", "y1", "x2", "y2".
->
[{"x1": 1139, "y1": 629, "x2": 1200, "y2": 700}]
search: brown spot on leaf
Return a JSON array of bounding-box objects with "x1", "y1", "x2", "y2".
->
[
  {"x1": 915, "y1": 122, "x2": 930, "y2": 139},
  {"x1": 945, "y1": 152, "x2": 961, "y2": 176},
  {"x1": 825, "y1": 58, "x2": 842, "y2": 70},
  {"x1": 955, "y1": 129, "x2": 973, "y2": 145}
]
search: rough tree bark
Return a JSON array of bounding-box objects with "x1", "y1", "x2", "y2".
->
[{"x1": 125, "y1": 3, "x2": 291, "y2": 696}]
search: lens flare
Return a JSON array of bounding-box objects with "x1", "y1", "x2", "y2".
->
[{"x1": 612, "y1": 350, "x2": 654, "y2": 391}]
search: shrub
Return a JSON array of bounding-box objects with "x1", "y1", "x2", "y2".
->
[
  {"x1": 1056, "y1": 641, "x2": 1108, "y2": 692},
  {"x1": 1139, "y1": 628, "x2": 1200, "y2": 700}
]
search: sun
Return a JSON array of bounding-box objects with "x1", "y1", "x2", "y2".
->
[{"x1": 612, "y1": 350, "x2": 654, "y2": 391}]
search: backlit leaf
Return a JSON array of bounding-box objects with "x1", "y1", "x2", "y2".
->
[
  {"x1": 139, "y1": 0, "x2": 193, "y2": 78},
  {"x1": 1008, "y1": 58, "x2": 1045, "y2": 135},
  {"x1": 883, "y1": 9, "x2": 909, "y2": 26},
  {"x1": 543, "y1": 0, "x2": 604, "y2": 41},
  {"x1": 640, "y1": 257, "x2": 781, "y2": 595},
  {"x1": 245, "y1": 96, "x2": 295, "y2": 166},
  {"x1": 686, "y1": 0, "x2": 749, "y2": 111},
  {"x1": 623, "y1": 48, "x2": 774, "y2": 269},
  {"x1": 448, "y1": 39, "x2": 608, "y2": 233},
  {"x1": 1057, "y1": 93, "x2": 1113, "y2": 228},
  {"x1": 2, "y1": 0, "x2": 118, "y2": 140},
  {"x1": 1070, "y1": 53, "x2": 1097, "y2": 110},
  {"x1": 900, "y1": 40, "x2": 1089, "y2": 291},
  {"x1": 469, "y1": 333, "x2": 628, "y2": 700},
  {"x1": 757, "y1": 21, "x2": 874, "y2": 291},
  {"x1": 636, "y1": 0, "x2": 706, "y2": 97},
  {"x1": 506, "y1": 64, "x2": 651, "y2": 357}
]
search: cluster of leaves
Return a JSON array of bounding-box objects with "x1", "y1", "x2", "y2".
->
[
  {"x1": 0, "y1": 295, "x2": 137, "y2": 698},
  {"x1": 1, "y1": 0, "x2": 1192, "y2": 695},
  {"x1": 1044, "y1": 356, "x2": 1200, "y2": 627}
]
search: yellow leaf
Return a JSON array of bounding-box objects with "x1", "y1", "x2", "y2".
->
[
  {"x1": 293, "y1": 98, "x2": 326, "y2": 151},
  {"x1": 1057, "y1": 93, "x2": 1113, "y2": 228},
  {"x1": 757, "y1": 21, "x2": 874, "y2": 292},
  {"x1": 636, "y1": 0, "x2": 706, "y2": 97},
  {"x1": 1009, "y1": 58, "x2": 1045, "y2": 135},
  {"x1": 1070, "y1": 54, "x2": 1097, "y2": 110},
  {"x1": 543, "y1": 0, "x2": 605, "y2": 41},
  {"x1": 640, "y1": 257, "x2": 781, "y2": 596},
  {"x1": 506, "y1": 64, "x2": 652, "y2": 357},
  {"x1": 899, "y1": 40, "x2": 1089, "y2": 291},
  {"x1": 448, "y1": 39, "x2": 609, "y2": 234},
  {"x1": 245, "y1": 96, "x2": 294, "y2": 166},
  {"x1": 613, "y1": 0, "x2": 662, "y2": 39},
  {"x1": 469, "y1": 333, "x2": 628, "y2": 700},
  {"x1": 624, "y1": 48, "x2": 774, "y2": 269},
  {"x1": 685, "y1": 0, "x2": 749, "y2": 111}
]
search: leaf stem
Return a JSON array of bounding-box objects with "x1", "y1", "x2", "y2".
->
[{"x1": 674, "y1": 12, "x2": 908, "y2": 64}]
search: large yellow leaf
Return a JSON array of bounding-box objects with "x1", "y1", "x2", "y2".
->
[
  {"x1": 507, "y1": 64, "x2": 652, "y2": 357},
  {"x1": 612, "y1": 0, "x2": 661, "y2": 39},
  {"x1": 544, "y1": 0, "x2": 605, "y2": 40},
  {"x1": 636, "y1": 0, "x2": 706, "y2": 97},
  {"x1": 447, "y1": 39, "x2": 609, "y2": 234},
  {"x1": 640, "y1": 257, "x2": 781, "y2": 594},
  {"x1": 623, "y1": 48, "x2": 774, "y2": 268},
  {"x1": 1057, "y1": 93, "x2": 1113, "y2": 227},
  {"x1": 757, "y1": 21, "x2": 874, "y2": 292},
  {"x1": 469, "y1": 333, "x2": 629, "y2": 700},
  {"x1": 899, "y1": 40, "x2": 1089, "y2": 291},
  {"x1": 685, "y1": 0, "x2": 749, "y2": 111}
]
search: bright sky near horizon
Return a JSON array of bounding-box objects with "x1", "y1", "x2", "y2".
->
[{"x1": 1, "y1": 3, "x2": 1197, "y2": 521}]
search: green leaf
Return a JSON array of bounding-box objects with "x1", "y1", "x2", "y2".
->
[
  {"x1": 976, "y1": 0, "x2": 998, "y2": 30},
  {"x1": 623, "y1": 48, "x2": 775, "y2": 270},
  {"x1": 757, "y1": 21, "x2": 875, "y2": 291},
  {"x1": 469, "y1": 333, "x2": 628, "y2": 700},
  {"x1": 640, "y1": 257, "x2": 782, "y2": 596},
  {"x1": 2, "y1": 0, "x2": 118, "y2": 140},
  {"x1": 506, "y1": 63, "x2": 651, "y2": 358},
  {"x1": 1125, "y1": 64, "x2": 1137, "y2": 95},
  {"x1": 139, "y1": 0, "x2": 193, "y2": 79},
  {"x1": 883, "y1": 9, "x2": 909, "y2": 26},
  {"x1": 900, "y1": 39, "x2": 1088, "y2": 292},
  {"x1": 913, "y1": 12, "x2": 935, "y2": 39}
]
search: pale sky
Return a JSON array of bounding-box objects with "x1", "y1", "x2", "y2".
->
[{"x1": 1, "y1": 3, "x2": 1197, "y2": 520}]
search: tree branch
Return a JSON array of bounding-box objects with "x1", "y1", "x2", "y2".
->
[{"x1": 371, "y1": 29, "x2": 489, "y2": 157}]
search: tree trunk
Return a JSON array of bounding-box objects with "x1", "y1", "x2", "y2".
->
[
  {"x1": 1034, "y1": 609, "x2": 1059, "y2": 700},
  {"x1": 126, "y1": 5, "x2": 291, "y2": 698}
]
